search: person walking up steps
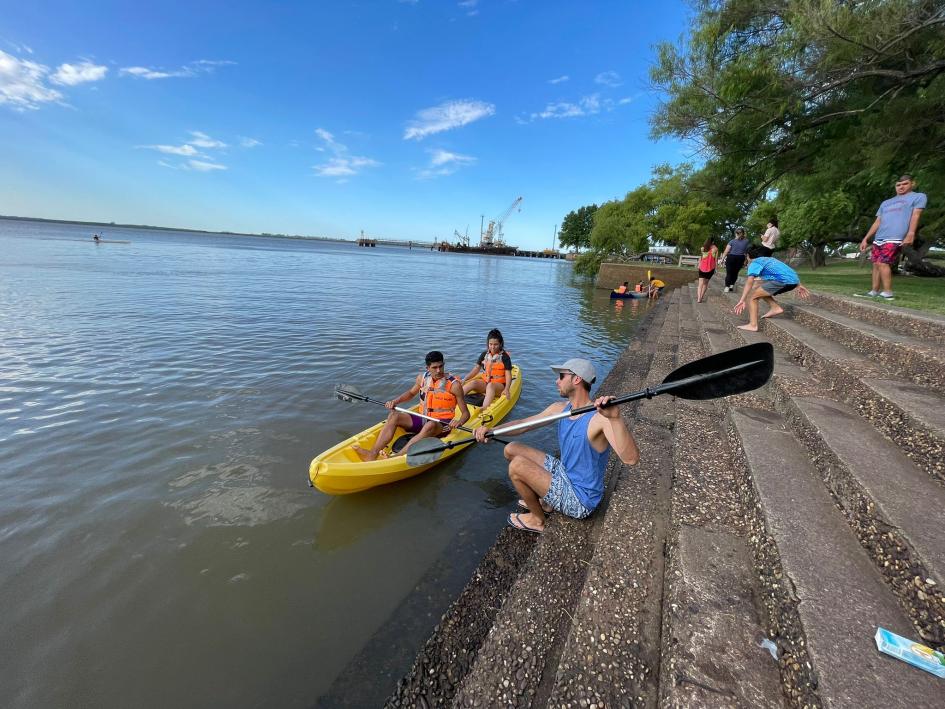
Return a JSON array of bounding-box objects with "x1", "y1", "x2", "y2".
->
[
  {"x1": 857, "y1": 174, "x2": 927, "y2": 301},
  {"x1": 719, "y1": 227, "x2": 750, "y2": 293}
]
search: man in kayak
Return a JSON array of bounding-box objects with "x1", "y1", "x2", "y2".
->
[
  {"x1": 353, "y1": 351, "x2": 470, "y2": 461},
  {"x1": 614, "y1": 281, "x2": 629, "y2": 294},
  {"x1": 474, "y1": 358, "x2": 639, "y2": 534}
]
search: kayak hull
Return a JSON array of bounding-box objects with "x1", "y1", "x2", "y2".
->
[
  {"x1": 610, "y1": 291, "x2": 647, "y2": 299},
  {"x1": 310, "y1": 365, "x2": 522, "y2": 494}
]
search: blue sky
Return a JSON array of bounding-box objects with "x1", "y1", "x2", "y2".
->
[{"x1": 0, "y1": 1, "x2": 692, "y2": 250}]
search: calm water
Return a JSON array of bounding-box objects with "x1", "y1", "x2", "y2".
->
[{"x1": 0, "y1": 218, "x2": 650, "y2": 707}]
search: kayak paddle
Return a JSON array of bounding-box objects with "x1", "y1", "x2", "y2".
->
[
  {"x1": 334, "y1": 384, "x2": 509, "y2": 441},
  {"x1": 405, "y1": 342, "x2": 773, "y2": 467}
]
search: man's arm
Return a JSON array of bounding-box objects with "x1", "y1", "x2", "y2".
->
[
  {"x1": 387, "y1": 376, "x2": 422, "y2": 408},
  {"x1": 905, "y1": 208, "x2": 924, "y2": 246},
  {"x1": 860, "y1": 216, "x2": 881, "y2": 251},
  {"x1": 590, "y1": 397, "x2": 639, "y2": 465},
  {"x1": 474, "y1": 402, "x2": 566, "y2": 441},
  {"x1": 450, "y1": 379, "x2": 470, "y2": 428},
  {"x1": 733, "y1": 275, "x2": 756, "y2": 315}
]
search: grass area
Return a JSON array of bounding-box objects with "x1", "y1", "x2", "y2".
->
[{"x1": 794, "y1": 259, "x2": 945, "y2": 316}]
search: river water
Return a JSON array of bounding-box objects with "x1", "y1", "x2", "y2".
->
[{"x1": 0, "y1": 218, "x2": 651, "y2": 707}]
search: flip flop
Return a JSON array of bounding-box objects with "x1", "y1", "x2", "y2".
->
[
  {"x1": 517, "y1": 499, "x2": 553, "y2": 514},
  {"x1": 507, "y1": 512, "x2": 543, "y2": 534}
]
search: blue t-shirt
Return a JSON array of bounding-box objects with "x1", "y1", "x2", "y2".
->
[
  {"x1": 875, "y1": 192, "x2": 927, "y2": 244},
  {"x1": 746, "y1": 257, "x2": 799, "y2": 285}
]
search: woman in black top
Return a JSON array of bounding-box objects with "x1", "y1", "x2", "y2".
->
[
  {"x1": 719, "y1": 227, "x2": 750, "y2": 293},
  {"x1": 461, "y1": 329, "x2": 512, "y2": 411}
]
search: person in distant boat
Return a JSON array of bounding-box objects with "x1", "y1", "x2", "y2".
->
[
  {"x1": 474, "y1": 358, "x2": 639, "y2": 534},
  {"x1": 614, "y1": 281, "x2": 629, "y2": 294},
  {"x1": 352, "y1": 350, "x2": 470, "y2": 461},
  {"x1": 462, "y1": 329, "x2": 512, "y2": 412},
  {"x1": 648, "y1": 277, "x2": 666, "y2": 299},
  {"x1": 732, "y1": 248, "x2": 811, "y2": 331},
  {"x1": 92, "y1": 234, "x2": 101, "y2": 242},
  {"x1": 635, "y1": 281, "x2": 646, "y2": 293}
]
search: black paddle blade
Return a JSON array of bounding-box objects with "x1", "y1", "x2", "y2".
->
[
  {"x1": 405, "y1": 436, "x2": 475, "y2": 467},
  {"x1": 335, "y1": 384, "x2": 362, "y2": 403},
  {"x1": 660, "y1": 342, "x2": 773, "y2": 400}
]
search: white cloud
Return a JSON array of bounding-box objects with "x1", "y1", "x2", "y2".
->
[
  {"x1": 594, "y1": 70, "x2": 622, "y2": 87},
  {"x1": 141, "y1": 143, "x2": 200, "y2": 156},
  {"x1": 548, "y1": 75, "x2": 569, "y2": 84},
  {"x1": 618, "y1": 96, "x2": 635, "y2": 105},
  {"x1": 239, "y1": 136, "x2": 262, "y2": 148},
  {"x1": 188, "y1": 130, "x2": 227, "y2": 149},
  {"x1": 526, "y1": 93, "x2": 627, "y2": 122},
  {"x1": 120, "y1": 59, "x2": 235, "y2": 80},
  {"x1": 417, "y1": 148, "x2": 476, "y2": 179},
  {"x1": 51, "y1": 61, "x2": 107, "y2": 86},
  {"x1": 186, "y1": 159, "x2": 227, "y2": 172},
  {"x1": 458, "y1": 0, "x2": 478, "y2": 5},
  {"x1": 0, "y1": 49, "x2": 63, "y2": 110},
  {"x1": 312, "y1": 127, "x2": 380, "y2": 179},
  {"x1": 404, "y1": 99, "x2": 495, "y2": 140}
]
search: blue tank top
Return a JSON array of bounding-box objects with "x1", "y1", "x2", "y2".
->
[{"x1": 558, "y1": 404, "x2": 611, "y2": 510}]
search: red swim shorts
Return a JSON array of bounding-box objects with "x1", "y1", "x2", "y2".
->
[{"x1": 870, "y1": 242, "x2": 901, "y2": 265}]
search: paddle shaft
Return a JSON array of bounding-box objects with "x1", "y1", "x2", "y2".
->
[
  {"x1": 485, "y1": 358, "x2": 762, "y2": 438},
  {"x1": 338, "y1": 388, "x2": 509, "y2": 442}
]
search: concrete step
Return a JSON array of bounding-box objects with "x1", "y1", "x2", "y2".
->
[
  {"x1": 708, "y1": 292, "x2": 945, "y2": 483},
  {"x1": 789, "y1": 303, "x2": 945, "y2": 395},
  {"x1": 787, "y1": 395, "x2": 945, "y2": 644},
  {"x1": 451, "y1": 295, "x2": 681, "y2": 707},
  {"x1": 729, "y1": 407, "x2": 943, "y2": 707},
  {"x1": 660, "y1": 527, "x2": 786, "y2": 708},
  {"x1": 544, "y1": 290, "x2": 683, "y2": 707},
  {"x1": 807, "y1": 291, "x2": 945, "y2": 345}
]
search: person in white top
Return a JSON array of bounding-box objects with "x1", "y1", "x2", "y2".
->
[{"x1": 760, "y1": 217, "x2": 780, "y2": 257}]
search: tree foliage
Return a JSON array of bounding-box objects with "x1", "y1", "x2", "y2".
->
[{"x1": 558, "y1": 204, "x2": 598, "y2": 250}]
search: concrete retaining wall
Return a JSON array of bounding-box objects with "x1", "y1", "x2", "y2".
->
[{"x1": 597, "y1": 262, "x2": 699, "y2": 290}]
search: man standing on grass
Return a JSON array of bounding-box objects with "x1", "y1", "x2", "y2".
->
[{"x1": 858, "y1": 174, "x2": 927, "y2": 301}]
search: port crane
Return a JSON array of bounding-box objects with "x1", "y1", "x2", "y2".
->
[
  {"x1": 481, "y1": 197, "x2": 523, "y2": 248},
  {"x1": 453, "y1": 226, "x2": 470, "y2": 247}
]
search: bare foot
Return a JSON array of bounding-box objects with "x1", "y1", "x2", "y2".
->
[
  {"x1": 351, "y1": 445, "x2": 377, "y2": 461},
  {"x1": 761, "y1": 307, "x2": 784, "y2": 319},
  {"x1": 737, "y1": 324, "x2": 759, "y2": 332}
]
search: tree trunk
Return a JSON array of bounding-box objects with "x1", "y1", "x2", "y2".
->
[
  {"x1": 808, "y1": 243, "x2": 827, "y2": 269},
  {"x1": 901, "y1": 239, "x2": 945, "y2": 277}
]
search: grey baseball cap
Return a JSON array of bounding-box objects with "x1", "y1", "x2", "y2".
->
[{"x1": 550, "y1": 358, "x2": 597, "y2": 384}]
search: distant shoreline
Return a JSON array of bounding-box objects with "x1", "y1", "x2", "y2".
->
[{"x1": 0, "y1": 214, "x2": 351, "y2": 244}]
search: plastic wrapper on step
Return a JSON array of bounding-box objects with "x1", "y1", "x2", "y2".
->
[{"x1": 875, "y1": 627, "x2": 945, "y2": 679}]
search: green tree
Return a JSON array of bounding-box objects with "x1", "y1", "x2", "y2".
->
[
  {"x1": 558, "y1": 204, "x2": 598, "y2": 250},
  {"x1": 650, "y1": 0, "x2": 945, "y2": 272}
]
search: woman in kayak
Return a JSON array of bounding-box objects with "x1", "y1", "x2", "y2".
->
[{"x1": 462, "y1": 329, "x2": 513, "y2": 412}]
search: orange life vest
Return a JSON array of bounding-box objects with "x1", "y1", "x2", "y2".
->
[
  {"x1": 421, "y1": 372, "x2": 458, "y2": 421},
  {"x1": 482, "y1": 351, "x2": 511, "y2": 385},
  {"x1": 616, "y1": 286, "x2": 627, "y2": 294}
]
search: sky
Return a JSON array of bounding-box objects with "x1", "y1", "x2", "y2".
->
[{"x1": 0, "y1": 1, "x2": 693, "y2": 250}]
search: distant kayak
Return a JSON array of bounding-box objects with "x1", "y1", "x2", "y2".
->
[
  {"x1": 92, "y1": 239, "x2": 131, "y2": 244},
  {"x1": 610, "y1": 291, "x2": 647, "y2": 299}
]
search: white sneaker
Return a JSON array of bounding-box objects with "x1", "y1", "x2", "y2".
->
[
  {"x1": 879, "y1": 292, "x2": 895, "y2": 300},
  {"x1": 854, "y1": 290, "x2": 879, "y2": 298}
]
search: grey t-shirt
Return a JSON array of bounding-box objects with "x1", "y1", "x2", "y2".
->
[
  {"x1": 875, "y1": 192, "x2": 927, "y2": 244},
  {"x1": 728, "y1": 237, "x2": 750, "y2": 256}
]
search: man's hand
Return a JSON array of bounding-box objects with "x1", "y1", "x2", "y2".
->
[
  {"x1": 904, "y1": 232, "x2": 915, "y2": 246},
  {"x1": 474, "y1": 425, "x2": 492, "y2": 442},
  {"x1": 594, "y1": 396, "x2": 620, "y2": 418},
  {"x1": 733, "y1": 300, "x2": 746, "y2": 315},
  {"x1": 859, "y1": 239, "x2": 869, "y2": 253},
  {"x1": 385, "y1": 400, "x2": 396, "y2": 409}
]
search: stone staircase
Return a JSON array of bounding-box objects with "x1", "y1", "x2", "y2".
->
[{"x1": 387, "y1": 285, "x2": 945, "y2": 708}]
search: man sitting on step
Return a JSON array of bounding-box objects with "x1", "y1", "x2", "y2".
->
[
  {"x1": 474, "y1": 358, "x2": 639, "y2": 534},
  {"x1": 733, "y1": 248, "x2": 811, "y2": 332}
]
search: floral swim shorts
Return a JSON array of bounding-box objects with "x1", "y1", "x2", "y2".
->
[
  {"x1": 870, "y1": 242, "x2": 901, "y2": 265},
  {"x1": 541, "y1": 455, "x2": 594, "y2": 519}
]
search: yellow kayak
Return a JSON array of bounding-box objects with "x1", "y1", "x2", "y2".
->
[{"x1": 310, "y1": 365, "x2": 522, "y2": 494}]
